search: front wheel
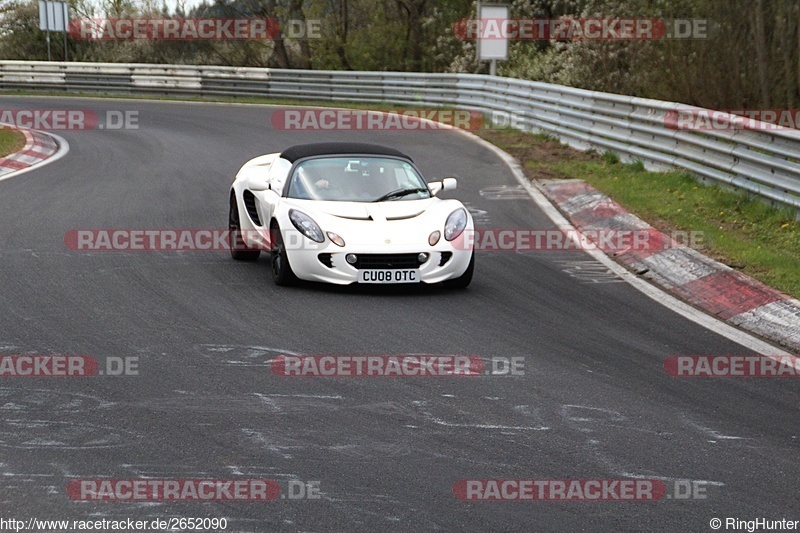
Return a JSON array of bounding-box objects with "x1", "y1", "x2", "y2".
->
[
  {"x1": 443, "y1": 252, "x2": 474, "y2": 289},
  {"x1": 271, "y1": 223, "x2": 297, "y2": 286},
  {"x1": 229, "y1": 194, "x2": 260, "y2": 261}
]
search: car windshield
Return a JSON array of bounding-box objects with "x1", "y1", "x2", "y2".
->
[{"x1": 286, "y1": 156, "x2": 431, "y2": 202}]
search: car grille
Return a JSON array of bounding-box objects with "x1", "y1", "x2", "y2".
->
[
  {"x1": 243, "y1": 190, "x2": 262, "y2": 226},
  {"x1": 318, "y1": 253, "x2": 334, "y2": 268},
  {"x1": 439, "y1": 252, "x2": 453, "y2": 266},
  {"x1": 353, "y1": 253, "x2": 422, "y2": 270}
]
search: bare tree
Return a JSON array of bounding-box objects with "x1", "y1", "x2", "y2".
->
[{"x1": 752, "y1": 0, "x2": 771, "y2": 108}]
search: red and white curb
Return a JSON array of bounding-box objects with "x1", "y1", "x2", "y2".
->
[
  {"x1": 541, "y1": 179, "x2": 800, "y2": 354},
  {"x1": 0, "y1": 127, "x2": 65, "y2": 182}
]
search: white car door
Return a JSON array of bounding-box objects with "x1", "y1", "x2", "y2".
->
[{"x1": 261, "y1": 157, "x2": 293, "y2": 225}]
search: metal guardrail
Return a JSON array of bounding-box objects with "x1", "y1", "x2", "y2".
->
[{"x1": 2, "y1": 60, "x2": 799, "y2": 217}]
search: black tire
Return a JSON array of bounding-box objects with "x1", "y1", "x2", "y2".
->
[
  {"x1": 444, "y1": 251, "x2": 474, "y2": 289},
  {"x1": 270, "y1": 222, "x2": 297, "y2": 286},
  {"x1": 229, "y1": 194, "x2": 261, "y2": 261}
]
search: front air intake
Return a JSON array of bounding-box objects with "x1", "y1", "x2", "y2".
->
[{"x1": 353, "y1": 254, "x2": 422, "y2": 270}]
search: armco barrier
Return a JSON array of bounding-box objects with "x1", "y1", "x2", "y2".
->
[{"x1": 1, "y1": 60, "x2": 799, "y2": 217}]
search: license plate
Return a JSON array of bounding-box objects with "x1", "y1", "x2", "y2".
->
[{"x1": 359, "y1": 269, "x2": 420, "y2": 284}]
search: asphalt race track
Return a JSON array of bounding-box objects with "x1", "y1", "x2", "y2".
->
[{"x1": 0, "y1": 96, "x2": 798, "y2": 531}]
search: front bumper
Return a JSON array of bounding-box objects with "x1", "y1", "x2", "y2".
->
[{"x1": 287, "y1": 246, "x2": 472, "y2": 285}]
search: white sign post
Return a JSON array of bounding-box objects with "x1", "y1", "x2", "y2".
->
[
  {"x1": 38, "y1": 1, "x2": 69, "y2": 61},
  {"x1": 476, "y1": 3, "x2": 509, "y2": 76}
]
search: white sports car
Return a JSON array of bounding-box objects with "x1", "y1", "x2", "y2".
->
[{"x1": 228, "y1": 142, "x2": 474, "y2": 287}]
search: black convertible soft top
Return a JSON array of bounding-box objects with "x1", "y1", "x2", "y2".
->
[{"x1": 280, "y1": 142, "x2": 412, "y2": 163}]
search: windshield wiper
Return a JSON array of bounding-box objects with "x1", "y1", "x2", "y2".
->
[{"x1": 373, "y1": 188, "x2": 428, "y2": 202}]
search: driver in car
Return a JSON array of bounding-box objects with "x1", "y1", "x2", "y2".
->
[{"x1": 311, "y1": 166, "x2": 350, "y2": 200}]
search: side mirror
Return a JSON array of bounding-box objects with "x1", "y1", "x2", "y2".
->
[
  {"x1": 441, "y1": 177, "x2": 458, "y2": 191},
  {"x1": 248, "y1": 178, "x2": 279, "y2": 193},
  {"x1": 247, "y1": 180, "x2": 270, "y2": 192},
  {"x1": 429, "y1": 177, "x2": 458, "y2": 196}
]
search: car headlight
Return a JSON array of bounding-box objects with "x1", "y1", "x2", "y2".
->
[
  {"x1": 444, "y1": 208, "x2": 467, "y2": 241},
  {"x1": 428, "y1": 230, "x2": 441, "y2": 246},
  {"x1": 289, "y1": 209, "x2": 325, "y2": 243}
]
